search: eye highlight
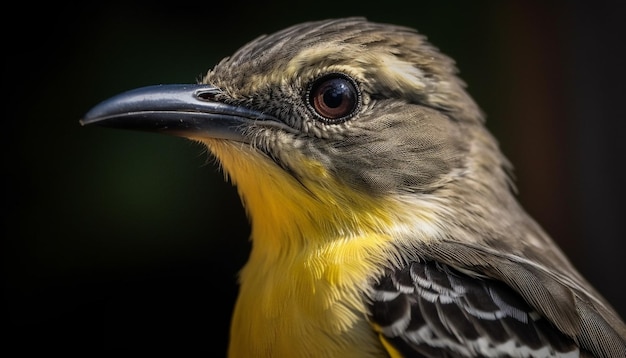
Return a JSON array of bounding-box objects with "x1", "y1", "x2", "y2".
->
[{"x1": 306, "y1": 73, "x2": 360, "y2": 123}]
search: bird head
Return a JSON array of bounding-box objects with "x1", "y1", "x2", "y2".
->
[{"x1": 82, "y1": 18, "x2": 512, "y2": 249}]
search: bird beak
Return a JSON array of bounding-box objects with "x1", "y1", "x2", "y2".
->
[{"x1": 81, "y1": 84, "x2": 278, "y2": 142}]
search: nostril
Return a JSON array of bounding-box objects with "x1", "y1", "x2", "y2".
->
[{"x1": 196, "y1": 88, "x2": 222, "y2": 101}]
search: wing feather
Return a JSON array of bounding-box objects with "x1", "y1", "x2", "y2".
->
[{"x1": 368, "y1": 259, "x2": 585, "y2": 357}]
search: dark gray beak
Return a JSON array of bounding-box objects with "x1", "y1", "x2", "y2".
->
[{"x1": 81, "y1": 84, "x2": 280, "y2": 142}]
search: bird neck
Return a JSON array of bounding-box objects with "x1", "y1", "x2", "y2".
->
[
  {"x1": 202, "y1": 140, "x2": 474, "y2": 358},
  {"x1": 204, "y1": 140, "x2": 411, "y2": 357}
]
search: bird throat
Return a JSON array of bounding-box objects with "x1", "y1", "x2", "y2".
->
[{"x1": 201, "y1": 139, "x2": 400, "y2": 248}]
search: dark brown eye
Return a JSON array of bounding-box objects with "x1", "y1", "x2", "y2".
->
[{"x1": 307, "y1": 74, "x2": 360, "y2": 123}]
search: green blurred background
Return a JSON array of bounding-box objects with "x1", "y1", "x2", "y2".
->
[{"x1": 4, "y1": 0, "x2": 625, "y2": 353}]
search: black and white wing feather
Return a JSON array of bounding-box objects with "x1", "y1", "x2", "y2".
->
[{"x1": 368, "y1": 260, "x2": 587, "y2": 357}]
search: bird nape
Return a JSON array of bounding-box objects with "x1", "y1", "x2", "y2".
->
[{"x1": 82, "y1": 17, "x2": 626, "y2": 358}]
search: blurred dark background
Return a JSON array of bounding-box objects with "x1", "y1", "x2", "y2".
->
[{"x1": 4, "y1": 0, "x2": 625, "y2": 353}]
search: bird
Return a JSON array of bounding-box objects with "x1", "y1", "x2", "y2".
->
[{"x1": 82, "y1": 17, "x2": 626, "y2": 357}]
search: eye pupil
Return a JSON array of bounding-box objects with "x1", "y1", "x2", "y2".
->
[
  {"x1": 307, "y1": 74, "x2": 360, "y2": 123},
  {"x1": 322, "y1": 81, "x2": 348, "y2": 108}
]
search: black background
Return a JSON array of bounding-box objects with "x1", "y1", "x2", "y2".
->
[{"x1": 4, "y1": 0, "x2": 625, "y2": 353}]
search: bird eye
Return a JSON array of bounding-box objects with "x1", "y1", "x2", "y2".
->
[{"x1": 306, "y1": 73, "x2": 360, "y2": 123}]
